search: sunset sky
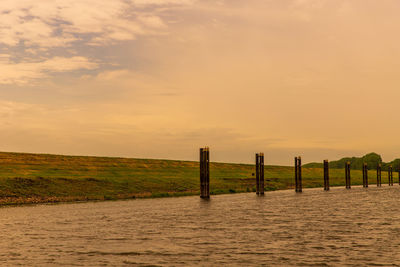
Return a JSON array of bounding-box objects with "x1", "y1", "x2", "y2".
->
[{"x1": 1, "y1": 0, "x2": 400, "y2": 165}]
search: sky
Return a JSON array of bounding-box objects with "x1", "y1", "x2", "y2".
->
[{"x1": 1, "y1": 0, "x2": 400, "y2": 165}]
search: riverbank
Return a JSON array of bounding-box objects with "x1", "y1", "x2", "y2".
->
[{"x1": 0, "y1": 151, "x2": 393, "y2": 205}]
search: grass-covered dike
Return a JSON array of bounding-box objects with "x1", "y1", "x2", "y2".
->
[{"x1": 0, "y1": 151, "x2": 396, "y2": 205}]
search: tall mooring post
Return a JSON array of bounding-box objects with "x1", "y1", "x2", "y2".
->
[
  {"x1": 389, "y1": 165, "x2": 393, "y2": 186},
  {"x1": 295, "y1": 156, "x2": 302, "y2": 192},
  {"x1": 398, "y1": 167, "x2": 400, "y2": 185},
  {"x1": 295, "y1": 157, "x2": 298, "y2": 192},
  {"x1": 199, "y1": 147, "x2": 210, "y2": 199},
  {"x1": 362, "y1": 163, "x2": 368, "y2": 188},
  {"x1": 399, "y1": 167, "x2": 400, "y2": 185},
  {"x1": 345, "y1": 161, "x2": 351, "y2": 189},
  {"x1": 260, "y1": 153, "x2": 264, "y2": 195},
  {"x1": 256, "y1": 153, "x2": 260, "y2": 194},
  {"x1": 323, "y1": 160, "x2": 329, "y2": 191},
  {"x1": 377, "y1": 163, "x2": 382, "y2": 187},
  {"x1": 255, "y1": 153, "x2": 265, "y2": 195}
]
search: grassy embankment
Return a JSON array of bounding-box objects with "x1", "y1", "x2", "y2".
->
[{"x1": 0, "y1": 152, "x2": 395, "y2": 205}]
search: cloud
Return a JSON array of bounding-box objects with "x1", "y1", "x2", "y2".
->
[
  {"x1": 0, "y1": 56, "x2": 98, "y2": 84},
  {"x1": 131, "y1": 0, "x2": 195, "y2": 5},
  {"x1": 0, "y1": 0, "x2": 195, "y2": 84},
  {"x1": 0, "y1": 0, "x2": 192, "y2": 50},
  {"x1": 0, "y1": 100, "x2": 37, "y2": 118}
]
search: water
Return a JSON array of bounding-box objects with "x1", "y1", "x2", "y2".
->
[{"x1": 1, "y1": 186, "x2": 400, "y2": 266}]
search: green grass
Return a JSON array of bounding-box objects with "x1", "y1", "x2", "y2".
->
[{"x1": 0, "y1": 151, "x2": 395, "y2": 204}]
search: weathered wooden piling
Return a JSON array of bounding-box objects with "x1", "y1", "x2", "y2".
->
[
  {"x1": 259, "y1": 153, "x2": 265, "y2": 195},
  {"x1": 295, "y1": 156, "x2": 302, "y2": 192},
  {"x1": 206, "y1": 148, "x2": 210, "y2": 196},
  {"x1": 200, "y1": 147, "x2": 210, "y2": 198},
  {"x1": 255, "y1": 153, "x2": 265, "y2": 195},
  {"x1": 362, "y1": 163, "x2": 368, "y2": 188},
  {"x1": 323, "y1": 160, "x2": 329, "y2": 191},
  {"x1": 299, "y1": 157, "x2": 302, "y2": 192},
  {"x1": 255, "y1": 153, "x2": 260, "y2": 195},
  {"x1": 398, "y1": 167, "x2": 400, "y2": 185},
  {"x1": 377, "y1": 163, "x2": 382, "y2": 187},
  {"x1": 200, "y1": 148, "x2": 205, "y2": 197},
  {"x1": 345, "y1": 161, "x2": 351, "y2": 189},
  {"x1": 295, "y1": 157, "x2": 298, "y2": 192},
  {"x1": 389, "y1": 165, "x2": 393, "y2": 186}
]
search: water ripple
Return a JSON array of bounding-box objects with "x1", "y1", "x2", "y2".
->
[{"x1": 1, "y1": 186, "x2": 400, "y2": 265}]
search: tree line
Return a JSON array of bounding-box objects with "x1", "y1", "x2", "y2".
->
[{"x1": 303, "y1": 152, "x2": 400, "y2": 171}]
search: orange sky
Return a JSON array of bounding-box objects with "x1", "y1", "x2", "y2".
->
[{"x1": 0, "y1": 0, "x2": 400, "y2": 165}]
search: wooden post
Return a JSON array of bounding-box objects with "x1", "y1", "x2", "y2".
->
[
  {"x1": 323, "y1": 160, "x2": 329, "y2": 191},
  {"x1": 294, "y1": 156, "x2": 302, "y2": 192},
  {"x1": 344, "y1": 162, "x2": 349, "y2": 189},
  {"x1": 345, "y1": 161, "x2": 351, "y2": 189},
  {"x1": 260, "y1": 153, "x2": 265, "y2": 195},
  {"x1": 298, "y1": 156, "x2": 302, "y2": 192},
  {"x1": 205, "y1": 147, "x2": 210, "y2": 197},
  {"x1": 377, "y1": 163, "x2": 382, "y2": 187},
  {"x1": 200, "y1": 148, "x2": 205, "y2": 198},
  {"x1": 398, "y1": 167, "x2": 400, "y2": 185},
  {"x1": 200, "y1": 147, "x2": 210, "y2": 199},
  {"x1": 363, "y1": 163, "x2": 368, "y2": 188},
  {"x1": 391, "y1": 165, "x2": 393, "y2": 186},
  {"x1": 295, "y1": 157, "x2": 298, "y2": 192},
  {"x1": 255, "y1": 153, "x2": 260, "y2": 195}
]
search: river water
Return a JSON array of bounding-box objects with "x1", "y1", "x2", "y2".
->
[{"x1": 1, "y1": 186, "x2": 400, "y2": 266}]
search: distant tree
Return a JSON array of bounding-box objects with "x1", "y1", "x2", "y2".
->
[
  {"x1": 303, "y1": 152, "x2": 383, "y2": 170},
  {"x1": 361, "y1": 152, "x2": 382, "y2": 170},
  {"x1": 382, "y1": 158, "x2": 400, "y2": 171}
]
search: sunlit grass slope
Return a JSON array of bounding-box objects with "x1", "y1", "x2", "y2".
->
[{"x1": 0, "y1": 151, "x2": 396, "y2": 204}]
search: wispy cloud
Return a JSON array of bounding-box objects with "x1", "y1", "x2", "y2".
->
[
  {"x1": 0, "y1": 0, "x2": 193, "y2": 84},
  {"x1": 0, "y1": 56, "x2": 98, "y2": 84},
  {"x1": 0, "y1": 0, "x2": 190, "y2": 49}
]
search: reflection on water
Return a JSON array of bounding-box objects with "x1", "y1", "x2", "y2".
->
[{"x1": 1, "y1": 186, "x2": 400, "y2": 266}]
